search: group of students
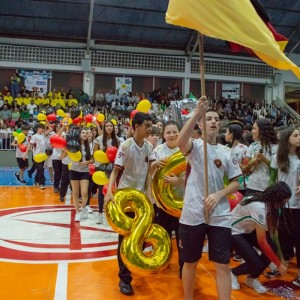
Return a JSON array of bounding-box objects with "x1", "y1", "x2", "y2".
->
[{"x1": 12, "y1": 97, "x2": 300, "y2": 299}]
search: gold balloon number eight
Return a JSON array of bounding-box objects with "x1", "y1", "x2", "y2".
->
[
  {"x1": 106, "y1": 188, "x2": 171, "y2": 276},
  {"x1": 152, "y1": 151, "x2": 186, "y2": 218}
]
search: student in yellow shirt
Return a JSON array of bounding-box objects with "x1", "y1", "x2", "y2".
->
[{"x1": 4, "y1": 92, "x2": 13, "y2": 105}]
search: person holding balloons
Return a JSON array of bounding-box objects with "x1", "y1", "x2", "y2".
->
[
  {"x1": 23, "y1": 123, "x2": 51, "y2": 189},
  {"x1": 68, "y1": 127, "x2": 94, "y2": 222},
  {"x1": 151, "y1": 120, "x2": 185, "y2": 278},
  {"x1": 104, "y1": 112, "x2": 155, "y2": 296},
  {"x1": 94, "y1": 120, "x2": 120, "y2": 224},
  {"x1": 11, "y1": 125, "x2": 30, "y2": 184}
]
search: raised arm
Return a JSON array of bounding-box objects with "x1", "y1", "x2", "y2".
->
[{"x1": 177, "y1": 96, "x2": 207, "y2": 154}]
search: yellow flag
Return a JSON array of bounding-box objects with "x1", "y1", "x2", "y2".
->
[{"x1": 166, "y1": 0, "x2": 300, "y2": 79}]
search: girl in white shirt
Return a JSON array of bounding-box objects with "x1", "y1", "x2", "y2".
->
[
  {"x1": 230, "y1": 181, "x2": 291, "y2": 294},
  {"x1": 243, "y1": 119, "x2": 278, "y2": 195},
  {"x1": 151, "y1": 120, "x2": 184, "y2": 277},
  {"x1": 270, "y1": 127, "x2": 300, "y2": 287},
  {"x1": 94, "y1": 121, "x2": 120, "y2": 224}
]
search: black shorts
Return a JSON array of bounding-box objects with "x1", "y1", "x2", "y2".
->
[
  {"x1": 17, "y1": 158, "x2": 28, "y2": 169},
  {"x1": 178, "y1": 223, "x2": 231, "y2": 264},
  {"x1": 69, "y1": 170, "x2": 90, "y2": 181}
]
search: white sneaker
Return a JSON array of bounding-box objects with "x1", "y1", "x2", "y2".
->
[
  {"x1": 231, "y1": 271, "x2": 240, "y2": 290},
  {"x1": 81, "y1": 207, "x2": 88, "y2": 219},
  {"x1": 202, "y1": 241, "x2": 209, "y2": 253},
  {"x1": 86, "y1": 205, "x2": 93, "y2": 213},
  {"x1": 74, "y1": 212, "x2": 81, "y2": 222},
  {"x1": 96, "y1": 213, "x2": 103, "y2": 224},
  {"x1": 245, "y1": 276, "x2": 267, "y2": 293}
]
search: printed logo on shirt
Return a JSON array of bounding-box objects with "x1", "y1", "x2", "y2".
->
[
  {"x1": 232, "y1": 157, "x2": 238, "y2": 165},
  {"x1": 258, "y1": 214, "x2": 264, "y2": 221}
]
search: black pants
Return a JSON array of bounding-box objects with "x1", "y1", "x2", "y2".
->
[
  {"x1": 231, "y1": 231, "x2": 276, "y2": 278},
  {"x1": 118, "y1": 212, "x2": 134, "y2": 284},
  {"x1": 283, "y1": 209, "x2": 300, "y2": 268},
  {"x1": 52, "y1": 160, "x2": 62, "y2": 190},
  {"x1": 86, "y1": 176, "x2": 98, "y2": 206},
  {"x1": 32, "y1": 161, "x2": 45, "y2": 185},
  {"x1": 97, "y1": 185, "x2": 104, "y2": 213},
  {"x1": 59, "y1": 164, "x2": 70, "y2": 198}
]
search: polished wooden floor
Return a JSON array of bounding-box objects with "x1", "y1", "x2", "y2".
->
[{"x1": 0, "y1": 185, "x2": 299, "y2": 300}]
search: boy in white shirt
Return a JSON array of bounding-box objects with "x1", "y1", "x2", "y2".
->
[
  {"x1": 104, "y1": 112, "x2": 155, "y2": 296},
  {"x1": 23, "y1": 123, "x2": 50, "y2": 189},
  {"x1": 177, "y1": 96, "x2": 241, "y2": 300}
]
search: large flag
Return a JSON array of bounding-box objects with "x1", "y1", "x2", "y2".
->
[{"x1": 166, "y1": 0, "x2": 300, "y2": 79}]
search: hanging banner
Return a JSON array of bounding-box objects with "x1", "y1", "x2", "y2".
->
[
  {"x1": 115, "y1": 77, "x2": 132, "y2": 95},
  {"x1": 222, "y1": 83, "x2": 240, "y2": 99},
  {"x1": 24, "y1": 72, "x2": 49, "y2": 92}
]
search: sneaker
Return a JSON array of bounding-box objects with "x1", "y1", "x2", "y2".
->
[
  {"x1": 231, "y1": 271, "x2": 240, "y2": 290},
  {"x1": 119, "y1": 281, "x2": 133, "y2": 296},
  {"x1": 40, "y1": 185, "x2": 45, "y2": 190},
  {"x1": 81, "y1": 207, "x2": 88, "y2": 219},
  {"x1": 202, "y1": 241, "x2": 209, "y2": 253},
  {"x1": 50, "y1": 180, "x2": 54, "y2": 185},
  {"x1": 86, "y1": 205, "x2": 93, "y2": 213},
  {"x1": 96, "y1": 213, "x2": 103, "y2": 224},
  {"x1": 265, "y1": 270, "x2": 281, "y2": 278},
  {"x1": 21, "y1": 179, "x2": 28, "y2": 184},
  {"x1": 53, "y1": 188, "x2": 59, "y2": 193},
  {"x1": 15, "y1": 172, "x2": 21, "y2": 182},
  {"x1": 292, "y1": 276, "x2": 300, "y2": 288},
  {"x1": 34, "y1": 182, "x2": 39, "y2": 187},
  {"x1": 245, "y1": 276, "x2": 267, "y2": 293},
  {"x1": 233, "y1": 254, "x2": 243, "y2": 262},
  {"x1": 74, "y1": 212, "x2": 80, "y2": 222},
  {"x1": 59, "y1": 196, "x2": 64, "y2": 202}
]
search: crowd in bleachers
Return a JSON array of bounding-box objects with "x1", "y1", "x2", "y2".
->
[{"x1": 0, "y1": 72, "x2": 298, "y2": 140}]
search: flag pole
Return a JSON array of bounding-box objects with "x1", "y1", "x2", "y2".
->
[{"x1": 198, "y1": 32, "x2": 209, "y2": 223}]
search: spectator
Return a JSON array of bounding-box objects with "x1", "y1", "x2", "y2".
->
[
  {"x1": 79, "y1": 90, "x2": 90, "y2": 105},
  {"x1": 10, "y1": 73, "x2": 21, "y2": 98},
  {"x1": 0, "y1": 105, "x2": 12, "y2": 123}
]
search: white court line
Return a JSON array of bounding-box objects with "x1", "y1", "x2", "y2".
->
[
  {"x1": 54, "y1": 262, "x2": 68, "y2": 300},
  {"x1": 198, "y1": 262, "x2": 237, "y2": 300}
]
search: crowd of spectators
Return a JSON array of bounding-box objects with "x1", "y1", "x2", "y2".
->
[{"x1": 0, "y1": 72, "x2": 298, "y2": 149}]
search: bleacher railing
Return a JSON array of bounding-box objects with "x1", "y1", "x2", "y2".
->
[
  {"x1": 0, "y1": 131, "x2": 16, "y2": 150},
  {"x1": 276, "y1": 98, "x2": 300, "y2": 124}
]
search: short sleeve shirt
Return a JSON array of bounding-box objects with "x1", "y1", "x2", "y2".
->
[
  {"x1": 231, "y1": 199, "x2": 267, "y2": 235},
  {"x1": 180, "y1": 139, "x2": 242, "y2": 227},
  {"x1": 114, "y1": 138, "x2": 155, "y2": 192}
]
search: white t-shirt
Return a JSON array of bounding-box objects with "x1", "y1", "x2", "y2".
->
[
  {"x1": 94, "y1": 135, "x2": 120, "y2": 167},
  {"x1": 70, "y1": 144, "x2": 90, "y2": 173},
  {"x1": 27, "y1": 103, "x2": 37, "y2": 115},
  {"x1": 271, "y1": 154, "x2": 300, "y2": 208},
  {"x1": 231, "y1": 143, "x2": 248, "y2": 190},
  {"x1": 153, "y1": 143, "x2": 182, "y2": 205},
  {"x1": 231, "y1": 199, "x2": 267, "y2": 235},
  {"x1": 114, "y1": 138, "x2": 155, "y2": 192},
  {"x1": 30, "y1": 133, "x2": 46, "y2": 156},
  {"x1": 246, "y1": 141, "x2": 278, "y2": 191},
  {"x1": 180, "y1": 139, "x2": 242, "y2": 227},
  {"x1": 15, "y1": 135, "x2": 30, "y2": 159}
]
